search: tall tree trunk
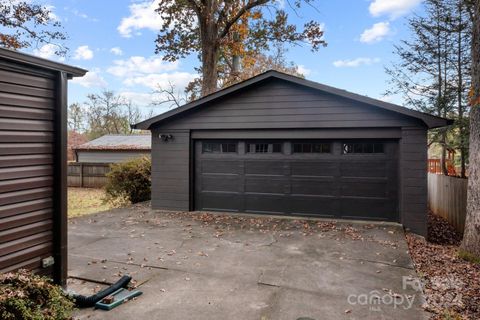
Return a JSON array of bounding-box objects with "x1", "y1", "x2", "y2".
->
[
  {"x1": 441, "y1": 132, "x2": 449, "y2": 175},
  {"x1": 201, "y1": 43, "x2": 219, "y2": 96},
  {"x1": 200, "y1": 15, "x2": 219, "y2": 96},
  {"x1": 462, "y1": 0, "x2": 480, "y2": 256},
  {"x1": 457, "y1": 1, "x2": 467, "y2": 178},
  {"x1": 436, "y1": 9, "x2": 448, "y2": 176}
]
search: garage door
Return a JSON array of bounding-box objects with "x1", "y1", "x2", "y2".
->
[{"x1": 194, "y1": 140, "x2": 398, "y2": 221}]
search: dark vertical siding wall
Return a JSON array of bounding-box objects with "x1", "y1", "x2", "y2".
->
[
  {"x1": 0, "y1": 65, "x2": 57, "y2": 277},
  {"x1": 151, "y1": 129, "x2": 190, "y2": 210},
  {"x1": 400, "y1": 127, "x2": 428, "y2": 235}
]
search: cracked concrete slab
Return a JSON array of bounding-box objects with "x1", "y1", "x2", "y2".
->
[{"x1": 69, "y1": 206, "x2": 428, "y2": 320}]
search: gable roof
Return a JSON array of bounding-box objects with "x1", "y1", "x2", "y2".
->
[
  {"x1": 133, "y1": 70, "x2": 452, "y2": 130},
  {"x1": 0, "y1": 47, "x2": 87, "y2": 78},
  {"x1": 74, "y1": 134, "x2": 151, "y2": 151}
]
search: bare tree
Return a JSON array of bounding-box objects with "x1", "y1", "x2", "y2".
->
[
  {"x1": 152, "y1": 82, "x2": 187, "y2": 109},
  {"x1": 68, "y1": 103, "x2": 85, "y2": 132},
  {"x1": 85, "y1": 91, "x2": 131, "y2": 139}
]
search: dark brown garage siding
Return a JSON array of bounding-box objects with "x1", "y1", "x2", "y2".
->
[
  {"x1": 0, "y1": 65, "x2": 57, "y2": 277},
  {"x1": 0, "y1": 50, "x2": 85, "y2": 284}
]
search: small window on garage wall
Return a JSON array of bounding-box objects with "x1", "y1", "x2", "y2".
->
[
  {"x1": 247, "y1": 142, "x2": 283, "y2": 153},
  {"x1": 202, "y1": 142, "x2": 237, "y2": 153},
  {"x1": 342, "y1": 142, "x2": 384, "y2": 154},
  {"x1": 293, "y1": 142, "x2": 331, "y2": 153}
]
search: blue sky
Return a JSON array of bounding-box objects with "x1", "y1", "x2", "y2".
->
[{"x1": 26, "y1": 0, "x2": 424, "y2": 116}]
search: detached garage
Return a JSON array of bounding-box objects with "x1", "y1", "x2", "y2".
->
[{"x1": 133, "y1": 71, "x2": 451, "y2": 235}]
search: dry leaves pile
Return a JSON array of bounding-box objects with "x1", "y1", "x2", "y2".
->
[
  {"x1": 427, "y1": 211, "x2": 463, "y2": 246},
  {"x1": 406, "y1": 213, "x2": 480, "y2": 319},
  {"x1": 163, "y1": 211, "x2": 366, "y2": 240}
]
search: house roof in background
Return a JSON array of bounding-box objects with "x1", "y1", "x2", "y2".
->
[
  {"x1": 0, "y1": 47, "x2": 87, "y2": 78},
  {"x1": 74, "y1": 134, "x2": 151, "y2": 151},
  {"x1": 133, "y1": 70, "x2": 453, "y2": 130}
]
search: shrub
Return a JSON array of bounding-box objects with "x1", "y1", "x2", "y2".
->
[
  {"x1": 0, "y1": 269, "x2": 75, "y2": 320},
  {"x1": 104, "y1": 156, "x2": 151, "y2": 204}
]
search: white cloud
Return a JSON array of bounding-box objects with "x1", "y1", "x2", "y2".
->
[
  {"x1": 73, "y1": 45, "x2": 94, "y2": 60},
  {"x1": 44, "y1": 5, "x2": 60, "y2": 21},
  {"x1": 360, "y1": 22, "x2": 390, "y2": 43},
  {"x1": 33, "y1": 44, "x2": 60, "y2": 60},
  {"x1": 120, "y1": 91, "x2": 157, "y2": 107},
  {"x1": 297, "y1": 65, "x2": 311, "y2": 76},
  {"x1": 70, "y1": 8, "x2": 98, "y2": 22},
  {"x1": 107, "y1": 55, "x2": 195, "y2": 94},
  {"x1": 118, "y1": 0, "x2": 163, "y2": 37},
  {"x1": 369, "y1": 0, "x2": 422, "y2": 19},
  {"x1": 107, "y1": 56, "x2": 178, "y2": 77},
  {"x1": 71, "y1": 69, "x2": 107, "y2": 88},
  {"x1": 333, "y1": 57, "x2": 381, "y2": 68},
  {"x1": 110, "y1": 47, "x2": 123, "y2": 56},
  {"x1": 378, "y1": 95, "x2": 394, "y2": 103},
  {"x1": 123, "y1": 72, "x2": 196, "y2": 91}
]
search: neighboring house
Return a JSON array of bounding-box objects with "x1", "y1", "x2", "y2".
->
[
  {"x1": 0, "y1": 48, "x2": 86, "y2": 285},
  {"x1": 134, "y1": 70, "x2": 452, "y2": 236},
  {"x1": 73, "y1": 134, "x2": 151, "y2": 163}
]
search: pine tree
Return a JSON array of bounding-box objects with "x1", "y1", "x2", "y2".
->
[{"x1": 386, "y1": 0, "x2": 472, "y2": 176}]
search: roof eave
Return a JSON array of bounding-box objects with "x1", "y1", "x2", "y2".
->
[{"x1": 0, "y1": 47, "x2": 87, "y2": 77}]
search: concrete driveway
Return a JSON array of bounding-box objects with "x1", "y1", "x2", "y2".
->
[{"x1": 68, "y1": 204, "x2": 426, "y2": 320}]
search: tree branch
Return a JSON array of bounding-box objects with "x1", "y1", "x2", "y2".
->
[{"x1": 219, "y1": 0, "x2": 269, "y2": 38}]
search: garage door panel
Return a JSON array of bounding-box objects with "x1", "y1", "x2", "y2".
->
[
  {"x1": 245, "y1": 160, "x2": 285, "y2": 176},
  {"x1": 341, "y1": 198, "x2": 396, "y2": 220},
  {"x1": 195, "y1": 140, "x2": 398, "y2": 221},
  {"x1": 201, "y1": 175, "x2": 240, "y2": 192},
  {"x1": 245, "y1": 194, "x2": 287, "y2": 214},
  {"x1": 245, "y1": 176, "x2": 287, "y2": 194},
  {"x1": 290, "y1": 161, "x2": 337, "y2": 177},
  {"x1": 341, "y1": 180, "x2": 388, "y2": 198},
  {"x1": 289, "y1": 196, "x2": 338, "y2": 216},
  {"x1": 291, "y1": 178, "x2": 336, "y2": 196},
  {"x1": 199, "y1": 192, "x2": 241, "y2": 212},
  {"x1": 201, "y1": 160, "x2": 242, "y2": 174},
  {"x1": 340, "y1": 161, "x2": 387, "y2": 178}
]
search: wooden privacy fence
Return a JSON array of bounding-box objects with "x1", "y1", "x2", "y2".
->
[
  {"x1": 427, "y1": 172, "x2": 468, "y2": 233},
  {"x1": 67, "y1": 162, "x2": 111, "y2": 188}
]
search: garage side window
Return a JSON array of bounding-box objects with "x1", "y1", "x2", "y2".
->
[
  {"x1": 293, "y1": 143, "x2": 331, "y2": 153},
  {"x1": 202, "y1": 142, "x2": 237, "y2": 153},
  {"x1": 247, "y1": 142, "x2": 282, "y2": 153},
  {"x1": 343, "y1": 142, "x2": 384, "y2": 154}
]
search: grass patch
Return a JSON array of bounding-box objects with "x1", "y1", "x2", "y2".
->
[
  {"x1": 458, "y1": 249, "x2": 480, "y2": 264},
  {"x1": 68, "y1": 187, "x2": 113, "y2": 218}
]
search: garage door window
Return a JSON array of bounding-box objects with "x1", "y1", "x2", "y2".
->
[
  {"x1": 247, "y1": 142, "x2": 282, "y2": 153},
  {"x1": 293, "y1": 142, "x2": 331, "y2": 153},
  {"x1": 343, "y1": 142, "x2": 384, "y2": 154},
  {"x1": 202, "y1": 142, "x2": 237, "y2": 153}
]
